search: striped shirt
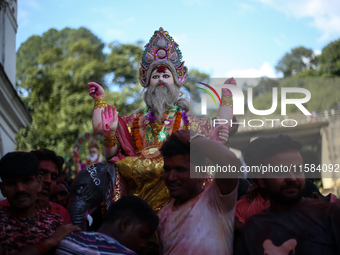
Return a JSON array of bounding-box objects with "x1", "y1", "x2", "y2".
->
[{"x1": 56, "y1": 232, "x2": 136, "y2": 255}]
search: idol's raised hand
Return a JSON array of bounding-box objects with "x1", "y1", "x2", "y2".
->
[
  {"x1": 88, "y1": 82, "x2": 105, "y2": 99},
  {"x1": 90, "y1": 82, "x2": 107, "y2": 135},
  {"x1": 101, "y1": 104, "x2": 119, "y2": 133},
  {"x1": 222, "y1": 77, "x2": 237, "y2": 96}
]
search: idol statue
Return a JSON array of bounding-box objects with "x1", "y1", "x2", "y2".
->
[
  {"x1": 73, "y1": 139, "x2": 103, "y2": 175},
  {"x1": 68, "y1": 27, "x2": 236, "y2": 230}
]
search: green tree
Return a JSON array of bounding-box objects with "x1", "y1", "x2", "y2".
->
[
  {"x1": 106, "y1": 41, "x2": 144, "y2": 86},
  {"x1": 15, "y1": 27, "x2": 143, "y2": 156},
  {"x1": 185, "y1": 68, "x2": 210, "y2": 102},
  {"x1": 16, "y1": 27, "x2": 210, "y2": 157},
  {"x1": 319, "y1": 38, "x2": 340, "y2": 77},
  {"x1": 248, "y1": 40, "x2": 340, "y2": 115},
  {"x1": 275, "y1": 46, "x2": 318, "y2": 77}
]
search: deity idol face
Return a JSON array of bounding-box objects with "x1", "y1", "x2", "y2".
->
[
  {"x1": 89, "y1": 147, "x2": 98, "y2": 156},
  {"x1": 149, "y1": 66, "x2": 175, "y2": 87},
  {"x1": 144, "y1": 66, "x2": 180, "y2": 122},
  {"x1": 87, "y1": 147, "x2": 99, "y2": 162}
]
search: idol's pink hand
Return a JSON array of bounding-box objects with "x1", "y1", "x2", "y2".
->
[
  {"x1": 224, "y1": 77, "x2": 236, "y2": 85},
  {"x1": 222, "y1": 77, "x2": 237, "y2": 96},
  {"x1": 88, "y1": 82, "x2": 105, "y2": 99},
  {"x1": 211, "y1": 125, "x2": 229, "y2": 143},
  {"x1": 101, "y1": 104, "x2": 119, "y2": 132}
]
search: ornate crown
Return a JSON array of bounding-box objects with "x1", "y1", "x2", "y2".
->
[
  {"x1": 88, "y1": 139, "x2": 99, "y2": 150},
  {"x1": 139, "y1": 27, "x2": 188, "y2": 87}
]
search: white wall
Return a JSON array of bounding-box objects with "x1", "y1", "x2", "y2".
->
[
  {"x1": 0, "y1": 0, "x2": 31, "y2": 159},
  {"x1": 0, "y1": 0, "x2": 17, "y2": 86}
]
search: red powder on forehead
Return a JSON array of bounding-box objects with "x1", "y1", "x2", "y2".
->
[{"x1": 156, "y1": 66, "x2": 167, "y2": 73}]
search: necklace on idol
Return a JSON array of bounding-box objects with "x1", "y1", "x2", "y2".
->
[
  {"x1": 133, "y1": 105, "x2": 190, "y2": 151},
  {"x1": 142, "y1": 105, "x2": 179, "y2": 143}
]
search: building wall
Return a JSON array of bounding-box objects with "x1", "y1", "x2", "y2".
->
[
  {"x1": 0, "y1": 0, "x2": 31, "y2": 158},
  {"x1": 0, "y1": 65, "x2": 31, "y2": 156},
  {"x1": 0, "y1": 0, "x2": 17, "y2": 85}
]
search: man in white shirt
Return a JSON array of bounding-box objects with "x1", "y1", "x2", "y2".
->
[{"x1": 158, "y1": 130, "x2": 238, "y2": 255}]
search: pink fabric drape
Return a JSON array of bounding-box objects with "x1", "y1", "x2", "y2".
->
[{"x1": 110, "y1": 115, "x2": 137, "y2": 162}]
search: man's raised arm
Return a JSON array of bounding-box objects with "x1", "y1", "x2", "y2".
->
[{"x1": 173, "y1": 130, "x2": 238, "y2": 195}]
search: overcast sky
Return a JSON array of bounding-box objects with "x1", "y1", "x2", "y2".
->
[{"x1": 17, "y1": 0, "x2": 340, "y2": 79}]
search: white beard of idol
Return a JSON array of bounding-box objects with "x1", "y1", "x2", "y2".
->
[
  {"x1": 87, "y1": 152, "x2": 99, "y2": 162},
  {"x1": 144, "y1": 81, "x2": 181, "y2": 122}
]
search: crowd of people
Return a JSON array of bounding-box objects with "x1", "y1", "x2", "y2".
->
[
  {"x1": 1, "y1": 132, "x2": 340, "y2": 254},
  {"x1": 1, "y1": 27, "x2": 340, "y2": 254}
]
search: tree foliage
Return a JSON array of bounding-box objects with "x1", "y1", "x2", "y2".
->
[
  {"x1": 185, "y1": 68, "x2": 210, "y2": 102},
  {"x1": 106, "y1": 41, "x2": 144, "y2": 86},
  {"x1": 249, "y1": 39, "x2": 340, "y2": 115},
  {"x1": 246, "y1": 77, "x2": 340, "y2": 116},
  {"x1": 15, "y1": 27, "x2": 209, "y2": 157},
  {"x1": 15, "y1": 27, "x2": 143, "y2": 156},
  {"x1": 16, "y1": 28, "x2": 108, "y2": 156},
  {"x1": 319, "y1": 38, "x2": 340, "y2": 77},
  {"x1": 275, "y1": 46, "x2": 318, "y2": 77}
]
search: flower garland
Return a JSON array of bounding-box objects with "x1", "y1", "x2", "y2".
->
[
  {"x1": 133, "y1": 117, "x2": 143, "y2": 150},
  {"x1": 144, "y1": 106, "x2": 178, "y2": 143},
  {"x1": 172, "y1": 112, "x2": 182, "y2": 133},
  {"x1": 133, "y1": 106, "x2": 185, "y2": 150},
  {"x1": 182, "y1": 111, "x2": 190, "y2": 130}
]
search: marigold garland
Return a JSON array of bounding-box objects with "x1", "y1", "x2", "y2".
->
[
  {"x1": 172, "y1": 112, "x2": 182, "y2": 133},
  {"x1": 133, "y1": 110, "x2": 183, "y2": 150},
  {"x1": 133, "y1": 117, "x2": 143, "y2": 150}
]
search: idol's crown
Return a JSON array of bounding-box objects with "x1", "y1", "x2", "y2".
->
[
  {"x1": 142, "y1": 27, "x2": 183, "y2": 67},
  {"x1": 139, "y1": 27, "x2": 188, "y2": 87}
]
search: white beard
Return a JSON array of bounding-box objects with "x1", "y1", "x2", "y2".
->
[
  {"x1": 144, "y1": 81, "x2": 180, "y2": 122},
  {"x1": 87, "y1": 153, "x2": 100, "y2": 162}
]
